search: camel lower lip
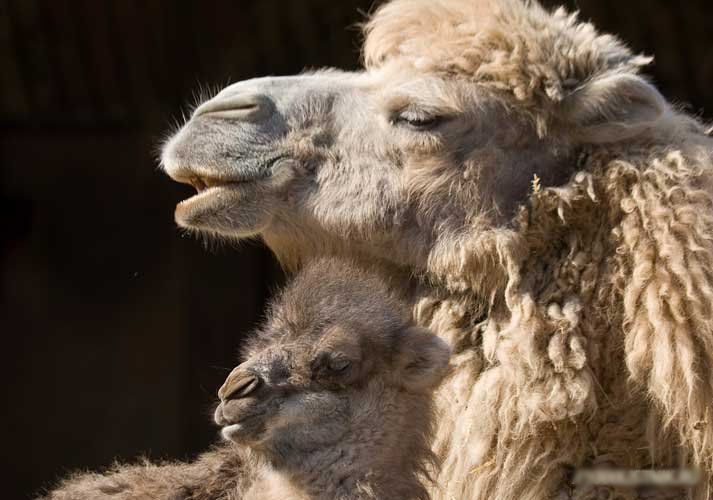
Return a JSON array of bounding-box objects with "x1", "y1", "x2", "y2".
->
[{"x1": 221, "y1": 412, "x2": 265, "y2": 439}]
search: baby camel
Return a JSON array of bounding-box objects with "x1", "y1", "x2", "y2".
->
[
  {"x1": 42, "y1": 259, "x2": 450, "y2": 500},
  {"x1": 215, "y1": 258, "x2": 451, "y2": 499}
]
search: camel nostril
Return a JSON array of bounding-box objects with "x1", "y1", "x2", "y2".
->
[
  {"x1": 218, "y1": 372, "x2": 261, "y2": 401},
  {"x1": 193, "y1": 94, "x2": 271, "y2": 120}
]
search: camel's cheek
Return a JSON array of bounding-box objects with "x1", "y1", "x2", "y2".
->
[{"x1": 267, "y1": 393, "x2": 351, "y2": 447}]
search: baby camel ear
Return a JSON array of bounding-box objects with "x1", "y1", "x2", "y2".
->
[
  {"x1": 562, "y1": 71, "x2": 667, "y2": 144},
  {"x1": 395, "y1": 327, "x2": 451, "y2": 392}
]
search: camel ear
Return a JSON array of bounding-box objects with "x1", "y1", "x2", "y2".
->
[
  {"x1": 395, "y1": 327, "x2": 451, "y2": 392},
  {"x1": 562, "y1": 72, "x2": 666, "y2": 144}
]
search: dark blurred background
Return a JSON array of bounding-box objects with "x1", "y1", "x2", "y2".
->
[{"x1": 1, "y1": 1, "x2": 711, "y2": 498}]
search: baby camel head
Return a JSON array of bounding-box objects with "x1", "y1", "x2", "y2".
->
[{"x1": 214, "y1": 259, "x2": 450, "y2": 465}]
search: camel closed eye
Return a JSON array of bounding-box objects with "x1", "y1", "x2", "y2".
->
[
  {"x1": 310, "y1": 352, "x2": 353, "y2": 378},
  {"x1": 326, "y1": 356, "x2": 351, "y2": 373},
  {"x1": 392, "y1": 109, "x2": 444, "y2": 130}
]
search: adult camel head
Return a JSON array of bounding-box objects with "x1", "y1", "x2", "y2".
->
[{"x1": 161, "y1": 0, "x2": 666, "y2": 284}]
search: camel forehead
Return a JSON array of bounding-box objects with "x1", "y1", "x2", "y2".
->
[
  {"x1": 364, "y1": 0, "x2": 499, "y2": 69},
  {"x1": 266, "y1": 325, "x2": 368, "y2": 359},
  {"x1": 278, "y1": 261, "x2": 407, "y2": 323},
  {"x1": 267, "y1": 306, "x2": 399, "y2": 356},
  {"x1": 248, "y1": 261, "x2": 409, "y2": 360}
]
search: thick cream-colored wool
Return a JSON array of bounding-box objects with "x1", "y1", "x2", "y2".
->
[{"x1": 363, "y1": 1, "x2": 713, "y2": 498}]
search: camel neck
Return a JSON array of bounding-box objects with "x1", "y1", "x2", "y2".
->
[
  {"x1": 261, "y1": 388, "x2": 430, "y2": 500},
  {"x1": 268, "y1": 443, "x2": 425, "y2": 500}
]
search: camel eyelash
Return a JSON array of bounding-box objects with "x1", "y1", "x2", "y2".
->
[{"x1": 390, "y1": 108, "x2": 445, "y2": 130}]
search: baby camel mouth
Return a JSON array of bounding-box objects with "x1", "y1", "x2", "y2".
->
[{"x1": 216, "y1": 404, "x2": 269, "y2": 443}]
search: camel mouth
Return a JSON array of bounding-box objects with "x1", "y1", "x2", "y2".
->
[
  {"x1": 216, "y1": 404, "x2": 270, "y2": 443},
  {"x1": 215, "y1": 397, "x2": 270, "y2": 426},
  {"x1": 220, "y1": 418, "x2": 268, "y2": 443},
  {"x1": 186, "y1": 175, "x2": 235, "y2": 193},
  {"x1": 167, "y1": 157, "x2": 293, "y2": 233},
  {"x1": 172, "y1": 173, "x2": 269, "y2": 209},
  {"x1": 174, "y1": 173, "x2": 266, "y2": 196}
]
